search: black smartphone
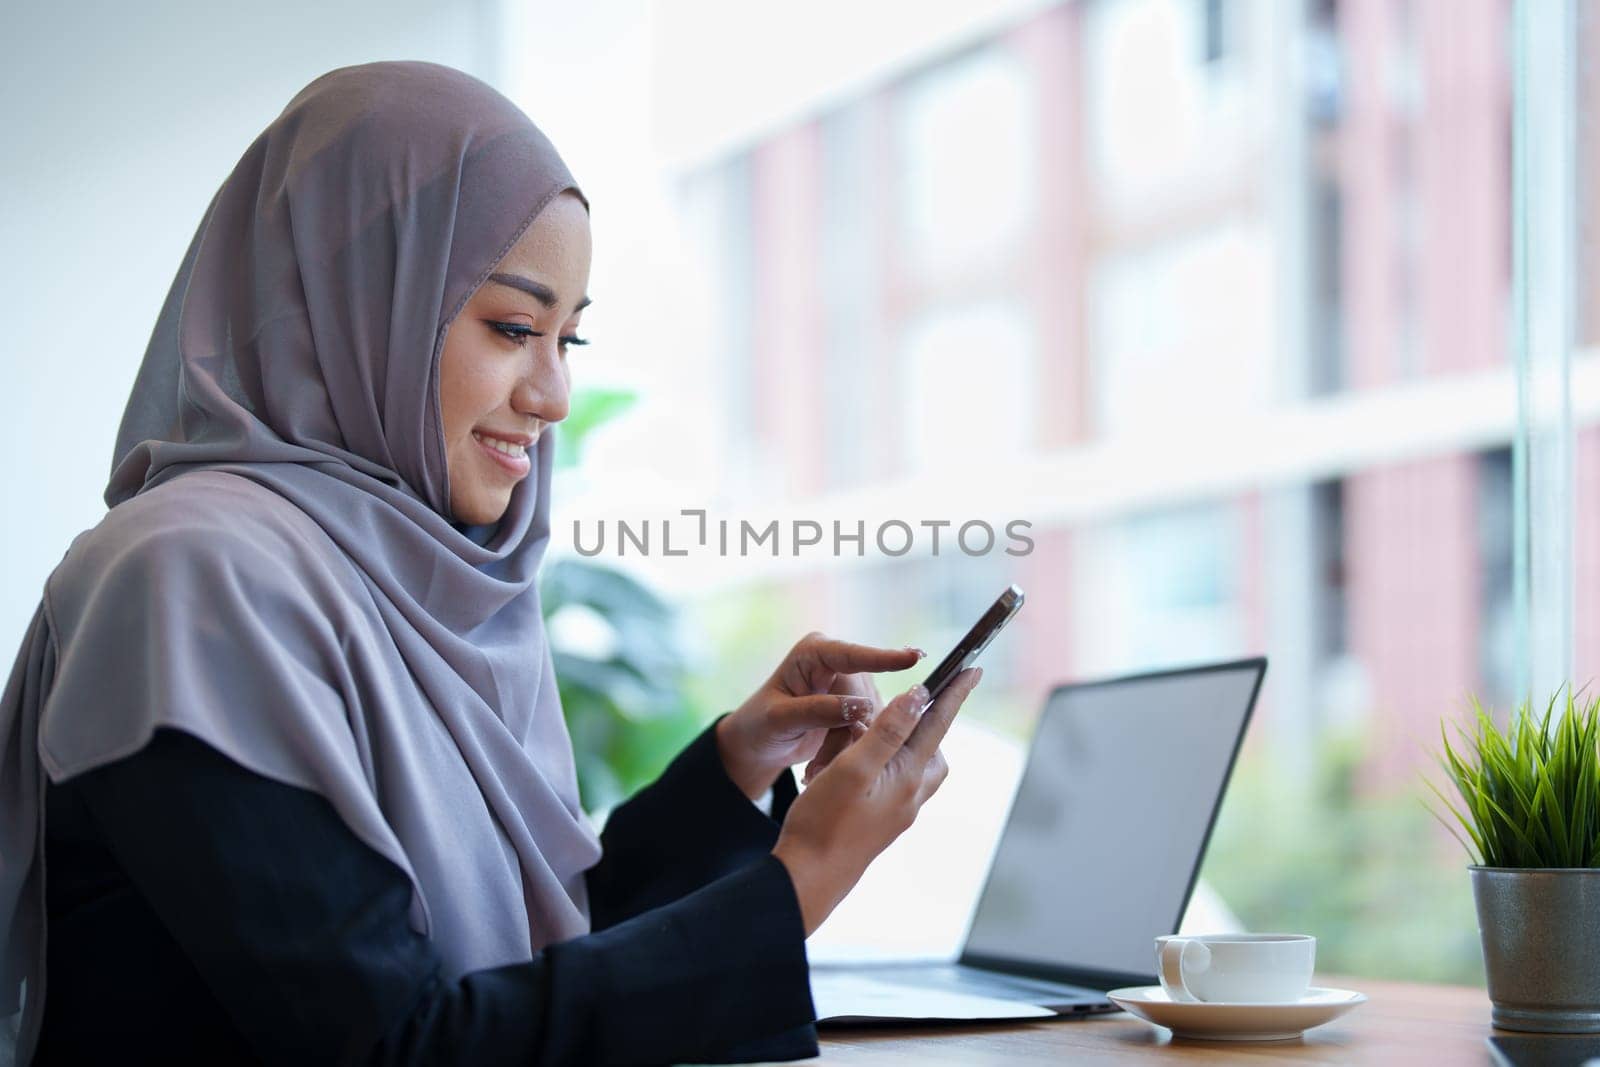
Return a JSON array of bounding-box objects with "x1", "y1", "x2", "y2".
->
[{"x1": 920, "y1": 584, "x2": 1025, "y2": 706}]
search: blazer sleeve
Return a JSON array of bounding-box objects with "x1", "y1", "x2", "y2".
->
[
  {"x1": 584, "y1": 714, "x2": 800, "y2": 932},
  {"x1": 56, "y1": 727, "x2": 818, "y2": 1066}
]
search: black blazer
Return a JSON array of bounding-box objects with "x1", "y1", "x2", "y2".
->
[{"x1": 33, "y1": 718, "x2": 817, "y2": 1065}]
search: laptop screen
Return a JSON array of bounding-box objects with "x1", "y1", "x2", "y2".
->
[{"x1": 960, "y1": 659, "x2": 1265, "y2": 981}]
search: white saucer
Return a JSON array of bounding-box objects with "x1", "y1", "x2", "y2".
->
[{"x1": 1106, "y1": 986, "x2": 1367, "y2": 1042}]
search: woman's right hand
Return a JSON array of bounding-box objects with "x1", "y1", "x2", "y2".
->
[{"x1": 770, "y1": 666, "x2": 982, "y2": 937}]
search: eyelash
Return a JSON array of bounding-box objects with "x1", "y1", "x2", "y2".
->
[{"x1": 486, "y1": 321, "x2": 589, "y2": 349}]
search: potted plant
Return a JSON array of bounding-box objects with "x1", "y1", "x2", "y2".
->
[{"x1": 1430, "y1": 690, "x2": 1600, "y2": 1032}]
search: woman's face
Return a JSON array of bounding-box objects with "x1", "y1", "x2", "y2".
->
[{"x1": 439, "y1": 191, "x2": 592, "y2": 526}]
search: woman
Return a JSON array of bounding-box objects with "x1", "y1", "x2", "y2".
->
[{"x1": 0, "y1": 62, "x2": 978, "y2": 1065}]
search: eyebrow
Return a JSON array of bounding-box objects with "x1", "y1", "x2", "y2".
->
[{"x1": 487, "y1": 272, "x2": 592, "y2": 312}]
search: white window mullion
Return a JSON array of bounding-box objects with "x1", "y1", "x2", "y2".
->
[{"x1": 1512, "y1": 0, "x2": 1578, "y2": 706}]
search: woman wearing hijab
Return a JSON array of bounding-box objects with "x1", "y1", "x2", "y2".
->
[{"x1": 0, "y1": 62, "x2": 979, "y2": 1065}]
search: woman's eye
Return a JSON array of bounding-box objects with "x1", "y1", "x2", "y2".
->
[
  {"x1": 486, "y1": 322, "x2": 588, "y2": 351},
  {"x1": 488, "y1": 321, "x2": 536, "y2": 345}
]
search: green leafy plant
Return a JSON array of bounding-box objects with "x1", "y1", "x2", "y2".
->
[
  {"x1": 540, "y1": 385, "x2": 701, "y2": 813},
  {"x1": 543, "y1": 557, "x2": 702, "y2": 812},
  {"x1": 1429, "y1": 690, "x2": 1600, "y2": 868}
]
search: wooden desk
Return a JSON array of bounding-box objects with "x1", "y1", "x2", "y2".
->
[{"x1": 815, "y1": 978, "x2": 1518, "y2": 1064}]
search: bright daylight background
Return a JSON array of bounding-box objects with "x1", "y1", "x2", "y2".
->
[{"x1": 5, "y1": 0, "x2": 1599, "y2": 985}]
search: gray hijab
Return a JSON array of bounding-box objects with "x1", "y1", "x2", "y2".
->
[{"x1": 0, "y1": 61, "x2": 601, "y2": 1060}]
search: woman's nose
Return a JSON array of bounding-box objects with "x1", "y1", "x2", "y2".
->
[{"x1": 511, "y1": 344, "x2": 569, "y2": 423}]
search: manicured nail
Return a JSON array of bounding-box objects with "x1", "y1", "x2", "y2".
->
[
  {"x1": 844, "y1": 698, "x2": 868, "y2": 721},
  {"x1": 910, "y1": 684, "x2": 929, "y2": 705},
  {"x1": 906, "y1": 646, "x2": 926, "y2": 659}
]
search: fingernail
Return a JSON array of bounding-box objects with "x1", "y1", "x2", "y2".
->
[
  {"x1": 906, "y1": 646, "x2": 926, "y2": 659},
  {"x1": 844, "y1": 698, "x2": 868, "y2": 721},
  {"x1": 973, "y1": 667, "x2": 984, "y2": 683},
  {"x1": 910, "y1": 684, "x2": 929, "y2": 705}
]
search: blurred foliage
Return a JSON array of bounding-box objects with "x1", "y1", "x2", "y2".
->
[
  {"x1": 542, "y1": 386, "x2": 699, "y2": 812},
  {"x1": 542, "y1": 557, "x2": 702, "y2": 813},
  {"x1": 552, "y1": 387, "x2": 636, "y2": 471},
  {"x1": 1201, "y1": 726, "x2": 1485, "y2": 985},
  {"x1": 679, "y1": 580, "x2": 799, "y2": 722}
]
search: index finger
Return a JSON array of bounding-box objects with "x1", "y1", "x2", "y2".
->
[
  {"x1": 905, "y1": 666, "x2": 982, "y2": 761},
  {"x1": 838, "y1": 685, "x2": 926, "y2": 778},
  {"x1": 806, "y1": 637, "x2": 924, "y2": 676}
]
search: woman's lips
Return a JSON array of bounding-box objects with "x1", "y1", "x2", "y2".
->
[{"x1": 472, "y1": 430, "x2": 532, "y2": 479}]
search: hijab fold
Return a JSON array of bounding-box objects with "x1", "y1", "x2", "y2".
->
[{"x1": 0, "y1": 61, "x2": 602, "y2": 1062}]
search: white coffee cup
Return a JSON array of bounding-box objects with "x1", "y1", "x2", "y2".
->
[{"x1": 1155, "y1": 933, "x2": 1316, "y2": 1004}]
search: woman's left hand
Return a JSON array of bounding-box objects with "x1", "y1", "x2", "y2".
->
[{"x1": 715, "y1": 632, "x2": 924, "y2": 800}]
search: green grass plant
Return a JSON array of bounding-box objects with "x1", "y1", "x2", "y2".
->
[{"x1": 1429, "y1": 690, "x2": 1600, "y2": 869}]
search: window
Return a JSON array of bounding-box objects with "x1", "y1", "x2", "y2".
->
[
  {"x1": 900, "y1": 303, "x2": 1035, "y2": 476},
  {"x1": 1073, "y1": 504, "x2": 1242, "y2": 676},
  {"x1": 1479, "y1": 449, "x2": 1516, "y2": 711},
  {"x1": 1201, "y1": 0, "x2": 1228, "y2": 65},
  {"x1": 1090, "y1": 222, "x2": 1274, "y2": 436},
  {"x1": 895, "y1": 46, "x2": 1036, "y2": 274}
]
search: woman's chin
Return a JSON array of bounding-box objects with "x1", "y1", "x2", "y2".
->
[{"x1": 450, "y1": 487, "x2": 512, "y2": 527}]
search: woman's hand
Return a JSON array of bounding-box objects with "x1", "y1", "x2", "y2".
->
[
  {"x1": 802, "y1": 670, "x2": 884, "y2": 786},
  {"x1": 714, "y1": 632, "x2": 924, "y2": 801},
  {"x1": 771, "y1": 667, "x2": 981, "y2": 936}
]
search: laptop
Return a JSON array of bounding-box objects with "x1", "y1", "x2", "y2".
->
[{"x1": 811, "y1": 656, "x2": 1267, "y2": 1024}]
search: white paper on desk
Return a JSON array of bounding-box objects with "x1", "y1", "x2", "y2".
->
[{"x1": 811, "y1": 973, "x2": 1056, "y2": 1023}]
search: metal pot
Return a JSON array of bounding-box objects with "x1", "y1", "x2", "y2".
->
[{"x1": 1472, "y1": 867, "x2": 1600, "y2": 1033}]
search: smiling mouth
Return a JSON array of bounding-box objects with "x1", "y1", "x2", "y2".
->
[{"x1": 472, "y1": 431, "x2": 533, "y2": 478}]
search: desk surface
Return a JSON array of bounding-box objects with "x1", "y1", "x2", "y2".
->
[{"x1": 813, "y1": 978, "x2": 1549, "y2": 1065}]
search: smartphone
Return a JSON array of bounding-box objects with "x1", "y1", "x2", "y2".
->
[{"x1": 920, "y1": 584, "x2": 1025, "y2": 705}]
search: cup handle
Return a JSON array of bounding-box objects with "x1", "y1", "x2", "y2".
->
[{"x1": 1158, "y1": 937, "x2": 1211, "y2": 1003}]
